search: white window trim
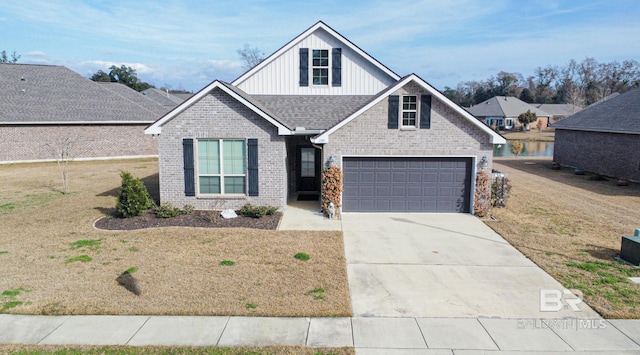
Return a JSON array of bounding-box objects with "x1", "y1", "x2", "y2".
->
[
  {"x1": 196, "y1": 139, "x2": 247, "y2": 197},
  {"x1": 400, "y1": 95, "x2": 418, "y2": 128},
  {"x1": 311, "y1": 49, "x2": 330, "y2": 86}
]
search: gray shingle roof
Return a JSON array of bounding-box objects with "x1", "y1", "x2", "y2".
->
[
  {"x1": 552, "y1": 87, "x2": 640, "y2": 134},
  {"x1": 467, "y1": 96, "x2": 551, "y2": 118},
  {"x1": 141, "y1": 88, "x2": 185, "y2": 107},
  {"x1": 98, "y1": 82, "x2": 171, "y2": 116},
  {"x1": 252, "y1": 95, "x2": 374, "y2": 130},
  {"x1": 0, "y1": 63, "x2": 166, "y2": 123},
  {"x1": 534, "y1": 103, "x2": 582, "y2": 117}
]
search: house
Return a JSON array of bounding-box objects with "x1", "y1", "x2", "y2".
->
[
  {"x1": 145, "y1": 22, "x2": 505, "y2": 213},
  {"x1": 553, "y1": 87, "x2": 640, "y2": 182},
  {"x1": 534, "y1": 103, "x2": 582, "y2": 126},
  {"x1": 467, "y1": 96, "x2": 551, "y2": 130},
  {"x1": 0, "y1": 63, "x2": 175, "y2": 163}
]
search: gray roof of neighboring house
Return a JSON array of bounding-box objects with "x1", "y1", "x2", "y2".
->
[
  {"x1": 467, "y1": 96, "x2": 551, "y2": 118},
  {"x1": 534, "y1": 103, "x2": 582, "y2": 117},
  {"x1": 252, "y1": 95, "x2": 375, "y2": 130},
  {"x1": 552, "y1": 87, "x2": 640, "y2": 134},
  {"x1": 141, "y1": 88, "x2": 185, "y2": 107},
  {"x1": 0, "y1": 63, "x2": 166, "y2": 123},
  {"x1": 97, "y1": 82, "x2": 171, "y2": 116}
]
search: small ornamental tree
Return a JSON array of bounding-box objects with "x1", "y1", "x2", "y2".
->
[
  {"x1": 518, "y1": 109, "x2": 538, "y2": 131},
  {"x1": 116, "y1": 171, "x2": 153, "y2": 218},
  {"x1": 510, "y1": 140, "x2": 524, "y2": 157},
  {"x1": 321, "y1": 165, "x2": 343, "y2": 217}
]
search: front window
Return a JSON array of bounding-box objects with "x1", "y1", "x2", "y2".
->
[
  {"x1": 401, "y1": 96, "x2": 417, "y2": 127},
  {"x1": 312, "y1": 49, "x2": 329, "y2": 85},
  {"x1": 197, "y1": 139, "x2": 246, "y2": 195}
]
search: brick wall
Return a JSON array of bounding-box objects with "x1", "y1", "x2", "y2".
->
[
  {"x1": 158, "y1": 88, "x2": 287, "y2": 210},
  {"x1": 0, "y1": 124, "x2": 157, "y2": 162},
  {"x1": 554, "y1": 129, "x2": 640, "y2": 182},
  {"x1": 323, "y1": 82, "x2": 494, "y2": 168}
]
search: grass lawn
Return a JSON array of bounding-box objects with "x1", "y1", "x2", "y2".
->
[
  {"x1": 488, "y1": 158, "x2": 640, "y2": 318},
  {"x1": 502, "y1": 129, "x2": 555, "y2": 142},
  {"x1": 0, "y1": 345, "x2": 354, "y2": 355},
  {"x1": 0, "y1": 159, "x2": 351, "y2": 317}
]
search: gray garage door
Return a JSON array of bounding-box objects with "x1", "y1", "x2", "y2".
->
[{"x1": 342, "y1": 157, "x2": 472, "y2": 213}]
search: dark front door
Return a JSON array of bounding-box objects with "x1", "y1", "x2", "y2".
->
[{"x1": 297, "y1": 146, "x2": 321, "y2": 192}]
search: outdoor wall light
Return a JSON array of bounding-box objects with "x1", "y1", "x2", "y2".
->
[{"x1": 479, "y1": 155, "x2": 489, "y2": 169}]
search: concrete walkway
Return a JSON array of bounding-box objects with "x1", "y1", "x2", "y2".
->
[
  {"x1": 278, "y1": 199, "x2": 341, "y2": 230},
  {"x1": 2, "y1": 314, "x2": 640, "y2": 353}
]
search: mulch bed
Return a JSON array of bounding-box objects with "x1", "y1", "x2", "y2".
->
[{"x1": 94, "y1": 210, "x2": 281, "y2": 230}]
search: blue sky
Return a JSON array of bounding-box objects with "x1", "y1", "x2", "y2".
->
[{"x1": 2, "y1": 0, "x2": 639, "y2": 92}]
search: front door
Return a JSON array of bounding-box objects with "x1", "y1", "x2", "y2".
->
[{"x1": 297, "y1": 146, "x2": 321, "y2": 192}]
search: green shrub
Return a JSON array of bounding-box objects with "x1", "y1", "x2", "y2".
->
[
  {"x1": 239, "y1": 203, "x2": 277, "y2": 218},
  {"x1": 116, "y1": 171, "x2": 153, "y2": 218},
  {"x1": 153, "y1": 202, "x2": 189, "y2": 218},
  {"x1": 294, "y1": 252, "x2": 310, "y2": 261}
]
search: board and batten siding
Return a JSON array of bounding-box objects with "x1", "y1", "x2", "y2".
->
[{"x1": 235, "y1": 28, "x2": 397, "y2": 95}]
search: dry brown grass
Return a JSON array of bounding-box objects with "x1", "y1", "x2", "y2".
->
[
  {"x1": 0, "y1": 344, "x2": 354, "y2": 354},
  {"x1": 0, "y1": 159, "x2": 351, "y2": 317},
  {"x1": 503, "y1": 130, "x2": 555, "y2": 142},
  {"x1": 486, "y1": 158, "x2": 640, "y2": 318}
]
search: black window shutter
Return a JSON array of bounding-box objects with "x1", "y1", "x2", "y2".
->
[
  {"x1": 420, "y1": 95, "x2": 432, "y2": 129},
  {"x1": 299, "y1": 48, "x2": 309, "y2": 87},
  {"x1": 388, "y1": 95, "x2": 399, "y2": 129},
  {"x1": 182, "y1": 138, "x2": 195, "y2": 196},
  {"x1": 331, "y1": 48, "x2": 342, "y2": 87},
  {"x1": 247, "y1": 139, "x2": 259, "y2": 196}
]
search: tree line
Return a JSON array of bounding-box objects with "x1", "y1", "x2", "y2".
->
[{"x1": 442, "y1": 57, "x2": 640, "y2": 107}]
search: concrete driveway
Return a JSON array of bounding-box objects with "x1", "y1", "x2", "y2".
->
[{"x1": 342, "y1": 213, "x2": 600, "y2": 318}]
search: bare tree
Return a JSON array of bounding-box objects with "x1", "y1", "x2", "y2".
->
[
  {"x1": 237, "y1": 44, "x2": 265, "y2": 70},
  {"x1": 46, "y1": 134, "x2": 82, "y2": 194}
]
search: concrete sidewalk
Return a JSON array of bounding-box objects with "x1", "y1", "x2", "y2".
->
[{"x1": 2, "y1": 314, "x2": 640, "y2": 353}]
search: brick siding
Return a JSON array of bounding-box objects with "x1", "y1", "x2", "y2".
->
[
  {"x1": 158, "y1": 88, "x2": 287, "y2": 210},
  {"x1": 0, "y1": 124, "x2": 157, "y2": 162},
  {"x1": 554, "y1": 129, "x2": 640, "y2": 182},
  {"x1": 323, "y1": 82, "x2": 494, "y2": 169}
]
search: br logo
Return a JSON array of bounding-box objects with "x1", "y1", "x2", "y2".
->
[{"x1": 540, "y1": 289, "x2": 583, "y2": 312}]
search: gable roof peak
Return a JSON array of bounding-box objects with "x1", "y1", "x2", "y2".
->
[{"x1": 232, "y1": 21, "x2": 400, "y2": 87}]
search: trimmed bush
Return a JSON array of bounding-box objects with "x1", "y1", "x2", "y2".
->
[
  {"x1": 474, "y1": 170, "x2": 491, "y2": 217},
  {"x1": 116, "y1": 171, "x2": 153, "y2": 218},
  {"x1": 321, "y1": 165, "x2": 343, "y2": 217},
  {"x1": 239, "y1": 203, "x2": 277, "y2": 218},
  {"x1": 153, "y1": 203, "x2": 194, "y2": 218}
]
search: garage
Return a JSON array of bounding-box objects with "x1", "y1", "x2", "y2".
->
[{"x1": 342, "y1": 157, "x2": 472, "y2": 213}]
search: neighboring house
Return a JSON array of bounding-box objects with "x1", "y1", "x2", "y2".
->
[
  {"x1": 0, "y1": 63, "x2": 174, "y2": 163},
  {"x1": 145, "y1": 22, "x2": 505, "y2": 213},
  {"x1": 141, "y1": 88, "x2": 187, "y2": 109},
  {"x1": 534, "y1": 103, "x2": 582, "y2": 126},
  {"x1": 467, "y1": 96, "x2": 551, "y2": 130},
  {"x1": 553, "y1": 87, "x2": 640, "y2": 182}
]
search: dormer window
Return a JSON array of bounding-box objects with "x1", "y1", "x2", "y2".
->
[{"x1": 312, "y1": 50, "x2": 329, "y2": 85}]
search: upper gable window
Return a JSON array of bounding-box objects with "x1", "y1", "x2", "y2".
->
[
  {"x1": 312, "y1": 49, "x2": 329, "y2": 85},
  {"x1": 300, "y1": 48, "x2": 341, "y2": 87},
  {"x1": 401, "y1": 96, "x2": 418, "y2": 127}
]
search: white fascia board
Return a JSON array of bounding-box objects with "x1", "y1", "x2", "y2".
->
[
  {"x1": 143, "y1": 81, "x2": 292, "y2": 136},
  {"x1": 232, "y1": 21, "x2": 400, "y2": 87},
  {"x1": 311, "y1": 74, "x2": 506, "y2": 145},
  {"x1": 2, "y1": 121, "x2": 154, "y2": 125}
]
